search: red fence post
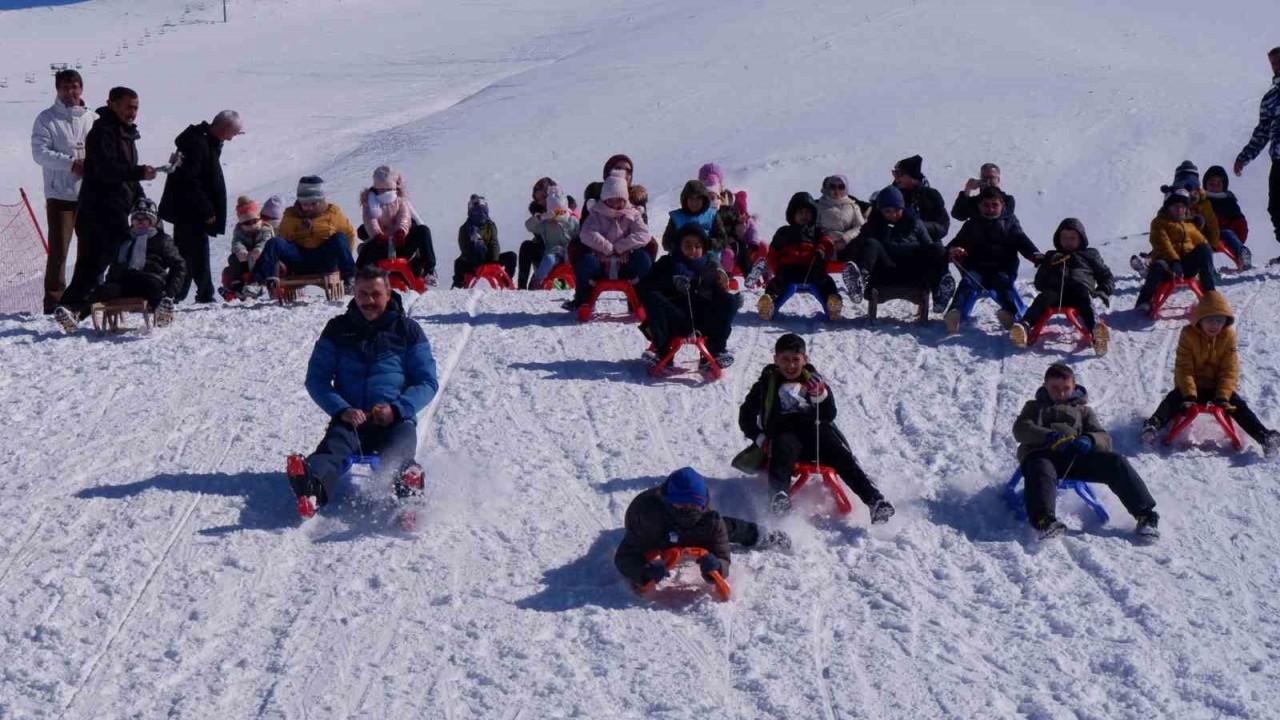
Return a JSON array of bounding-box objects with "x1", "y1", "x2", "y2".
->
[{"x1": 20, "y1": 188, "x2": 48, "y2": 254}]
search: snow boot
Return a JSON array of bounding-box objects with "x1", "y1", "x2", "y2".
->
[
  {"x1": 1263, "y1": 430, "x2": 1280, "y2": 458},
  {"x1": 944, "y1": 308, "x2": 962, "y2": 335},
  {"x1": 1135, "y1": 301, "x2": 1151, "y2": 316},
  {"x1": 825, "y1": 293, "x2": 843, "y2": 321},
  {"x1": 641, "y1": 348, "x2": 660, "y2": 368},
  {"x1": 996, "y1": 309, "x2": 1015, "y2": 330},
  {"x1": 756, "y1": 528, "x2": 792, "y2": 552},
  {"x1": 933, "y1": 274, "x2": 956, "y2": 314},
  {"x1": 1091, "y1": 322, "x2": 1109, "y2": 356},
  {"x1": 842, "y1": 261, "x2": 865, "y2": 304},
  {"x1": 1129, "y1": 253, "x2": 1149, "y2": 276},
  {"x1": 1033, "y1": 515, "x2": 1067, "y2": 540},
  {"x1": 287, "y1": 454, "x2": 324, "y2": 519},
  {"x1": 769, "y1": 490, "x2": 792, "y2": 515},
  {"x1": 393, "y1": 462, "x2": 425, "y2": 499},
  {"x1": 870, "y1": 499, "x2": 895, "y2": 525},
  {"x1": 701, "y1": 352, "x2": 733, "y2": 374},
  {"x1": 53, "y1": 305, "x2": 79, "y2": 334},
  {"x1": 154, "y1": 297, "x2": 175, "y2": 328},
  {"x1": 757, "y1": 293, "x2": 775, "y2": 321},
  {"x1": 1010, "y1": 321, "x2": 1029, "y2": 348},
  {"x1": 1140, "y1": 418, "x2": 1161, "y2": 448},
  {"x1": 1238, "y1": 245, "x2": 1253, "y2": 271},
  {"x1": 1135, "y1": 511, "x2": 1160, "y2": 540},
  {"x1": 744, "y1": 258, "x2": 768, "y2": 288}
]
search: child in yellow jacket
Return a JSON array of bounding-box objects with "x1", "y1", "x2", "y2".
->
[
  {"x1": 1134, "y1": 189, "x2": 1217, "y2": 313},
  {"x1": 1141, "y1": 291, "x2": 1279, "y2": 455}
]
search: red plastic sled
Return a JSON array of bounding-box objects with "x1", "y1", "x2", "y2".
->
[
  {"x1": 378, "y1": 258, "x2": 426, "y2": 293},
  {"x1": 790, "y1": 462, "x2": 853, "y2": 515},
  {"x1": 576, "y1": 278, "x2": 645, "y2": 322},
  {"x1": 539, "y1": 262, "x2": 576, "y2": 290},
  {"x1": 1026, "y1": 307, "x2": 1093, "y2": 346},
  {"x1": 640, "y1": 546, "x2": 731, "y2": 601},
  {"x1": 648, "y1": 335, "x2": 721, "y2": 380},
  {"x1": 1148, "y1": 277, "x2": 1203, "y2": 319},
  {"x1": 465, "y1": 263, "x2": 515, "y2": 290},
  {"x1": 1164, "y1": 403, "x2": 1244, "y2": 451}
]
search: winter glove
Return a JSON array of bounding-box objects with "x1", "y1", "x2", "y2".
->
[
  {"x1": 1045, "y1": 432, "x2": 1076, "y2": 451},
  {"x1": 235, "y1": 248, "x2": 250, "y2": 262},
  {"x1": 672, "y1": 274, "x2": 692, "y2": 295},
  {"x1": 698, "y1": 554, "x2": 723, "y2": 582},
  {"x1": 641, "y1": 559, "x2": 669, "y2": 584},
  {"x1": 803, "y1": 376, "x2": 828, "y2": 400},
  {"x1": 1069, "y1": 435, "x2": 1094, "y2": 455}
]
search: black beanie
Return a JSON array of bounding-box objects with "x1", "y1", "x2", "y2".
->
[{"x1": 896, "y1": 155, "x2": 924, "y2": 181}]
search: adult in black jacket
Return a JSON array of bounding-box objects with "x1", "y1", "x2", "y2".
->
[
  {"x1": 58, "y1": 87, "x2": 156, "y2": 312},
  {"x1": 944, "y1": 187, "x2": 1042, "y2": 327},
  {"x1": 159, "y1": 110, "x2": 242, "y2": 303},
  {"x1": 892, "y1": 154, "x2": 950, "y2": 241},
  {"x1": 951, "y1": 163, "x2": 1016, "y2": 222},
  {"x1": 846, "y1": 185, "x2": 953, "y2": 310},
  {"x1": 1014, "y1": 218, "x2": 1113, "y2": 341},
  {"x1": 55, "y1": 198, "x2": 184, "y2": 332},
  {"x1": 637, "y1": 224, "x2": 740, "y2": 367},
  {"x1": 738, "y1": 334, "x2": 892, "y2": 520},
  {"x1": 614, "y1": 468, "x2": 784, "y2": 591}
]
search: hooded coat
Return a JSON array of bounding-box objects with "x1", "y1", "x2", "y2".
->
[
  {"x1": 899, "y1": 178, "x2": 950, "y2": 241},
  {"x1": 1174, "y1": 291, "x2": 1238, "y2": 401},
  {"x1": 579, "y1": 200, "x2": 651, "y2": 257},
  {"x1": 858, "y1": 206, "x2": 936, "y2": 256},
  {"x1": 31, "y1": 99, "x2": 93, "y2": 201},
  {"x1": 613, "y1": 485, "x2": 732, "y2": 585},
  {"x1": 767, "y1": 192, "x2": 833, "y2": 269},
  {"x1": 639, "y1": 226, "x2": 725, "y2": 303},
  {"x1": 305, "y1": 293, "x2": 440, "y2": 421},
  {"x1": 738, "y1": 363, "x2": 837, "y2": 440},
  {"x1": 1012, "y1": 384, "x2": 1113, "y2": 461},
  {"x1": 159, "y1": 122, "x2": 227, "y2": 235},
  {"x1": 1203, "y1": 165, "x2": 1249, "y2": 243},
  {"x1": 662, "y1": 180, "x2": 727, "y2": 252},
  {"x1": 1033, "y1": 219, "x2": 1114, "y2": 299},
  {"x1": 1148, "y1": 209, "x2": 1208, "y2": 263},
  {"x1": 105, "y1": 227, "x2": 187, "y2": 298},
  {"x1": 815, "y1": 192, "x2": 866, "y2": 245}
]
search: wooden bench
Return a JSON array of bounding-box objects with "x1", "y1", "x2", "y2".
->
[
  {"x1": 867, "y1": 285, "x2": 929, "y2": 325},
  {"x1": 277, "y1": 272, "x2": 345, "y2": 303},
  {"x1": 90, "y1": 298, "x2": 153, "y2": 333}
]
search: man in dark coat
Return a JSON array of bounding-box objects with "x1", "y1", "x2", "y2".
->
[
  {"x1": 289, "y1": 266, "x2": 439, "y2": 518},
  {"x1": 57, "y1": 86, "x2": 157, "y2": 314},
  {"x1": 160, "y1": 110, "x2": 242, "y2": 303},
  {"x1": 951, "y1": 162, "x2": 1016, "y2": 222},
  {"x1": 892, "y1": 154, "x2": 950, "y2": 241},
  {"x1": 614, "y1": 467, "x2": 787, "y2": 593}
]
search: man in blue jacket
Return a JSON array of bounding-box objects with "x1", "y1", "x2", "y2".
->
[{"x1": 289, "y1": 266, "x2": 439, "y2": 517}]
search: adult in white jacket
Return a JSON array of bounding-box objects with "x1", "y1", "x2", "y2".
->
[{"x1": 30, "y1": 70, "x2": 92, "y2": 314}]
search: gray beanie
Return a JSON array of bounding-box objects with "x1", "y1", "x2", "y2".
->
[
  {"x1": 260, "y1": 194, "x2": 285, "y2": 221},
  {"x1": 297, "y1": 175, "x2": 326, "y2": 203}
]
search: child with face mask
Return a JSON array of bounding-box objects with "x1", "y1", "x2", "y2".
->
[
  {"x1": 452, "y1": 194, "x2": 516, "y2": 288},
  {"x1": 1141, "y1": 291, "x2": 1280, "y2": 455}
]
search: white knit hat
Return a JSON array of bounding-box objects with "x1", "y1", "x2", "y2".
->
[{"x1": 601, "y1": 170, "x2": 629, "y2": 202}]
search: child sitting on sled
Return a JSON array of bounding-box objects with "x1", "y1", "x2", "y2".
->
[
  {"x1": 1010, "y1": 218, "x2": 1113, "y2": 354},
  {"x1": 736, "y1": 333, "x2": 894, "y2": 521},
  {"x1": 524, "y1": 186, "x2": 579, "y2": 289},
  {"x1": 1140, "y1": 291, "x2": 1280, "y2": 455},
  {"x1": 220, "y1": 195, "x2": 274, "y2": 299},
  {"x1": 757, "y1": 193, "x2": 842, "y2": 321},
  {"x1": 614, "y1": 467, "x2": 789, "y2": 593},
  {"x1": 1013, "y1": 362, "x2": 1160, "y2": 539}
]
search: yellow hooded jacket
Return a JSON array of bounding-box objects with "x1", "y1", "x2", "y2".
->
[
  {"x1": 1148, "y1": 212, "x2": 1208, "y2": 263},
  {"x1": 276, "y1": 202, "x2": 357, "y2": 253},
  {"x1": 1174, "y1": 291, "x2": 1238, "y2": 400}
]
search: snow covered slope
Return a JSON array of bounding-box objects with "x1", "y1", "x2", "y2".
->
[{"x1": 3, "y1": 0, "x2": 1280, "y2": 718}]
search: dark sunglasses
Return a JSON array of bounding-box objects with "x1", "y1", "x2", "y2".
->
[{"x1": 827, "y1": 183, "x2": 846, "y2": 190}]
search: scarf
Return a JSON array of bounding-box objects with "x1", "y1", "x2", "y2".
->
[{"x1": 120, "y1": 228, "x2": 155, "y2": 270}]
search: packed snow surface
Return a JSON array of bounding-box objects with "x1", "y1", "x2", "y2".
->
[{"x1": 3, "y1": 0, "x2": 1280, "y2": 718}]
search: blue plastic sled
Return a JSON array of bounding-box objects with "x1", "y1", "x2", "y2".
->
[
  {"x1": 340, "y1": 454, "x2": 382, "y2": 474},
  {"x1": 954, "y1": 273, "x2": 1027, "y2": 324},
  {"x1": 1005, "y1": 468, "x2": 1110, "y2": 524},
  {"x1": 775, "y1": 283, "x2": 827, "y2": 317}
]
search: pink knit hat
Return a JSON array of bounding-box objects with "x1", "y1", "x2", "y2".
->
[
  {"x1": 601, "y1": 169, "x2": 629, "y2": 202},
  {"x1": 235, "y1": 195, "x2": 259, "y2": 223}
]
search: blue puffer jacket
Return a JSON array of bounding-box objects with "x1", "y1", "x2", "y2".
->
[{"x1": 305, "y1": 293, "x2": 439, "y2": 421}]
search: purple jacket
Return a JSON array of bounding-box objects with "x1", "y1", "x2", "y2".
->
[{"x1": 579, "y1": 202, "x2": 651, "y2": 256}]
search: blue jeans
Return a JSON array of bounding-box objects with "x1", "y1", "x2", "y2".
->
[
  {"x1": 573, "y1": 248, "x2": 653, "y2": 303},
  {"x1": 1219, "y1": 229, "x2": 1244, "y2": 260},
  {"x1": 253, "y1": 233, "x2": 355, "y2": 283}
]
